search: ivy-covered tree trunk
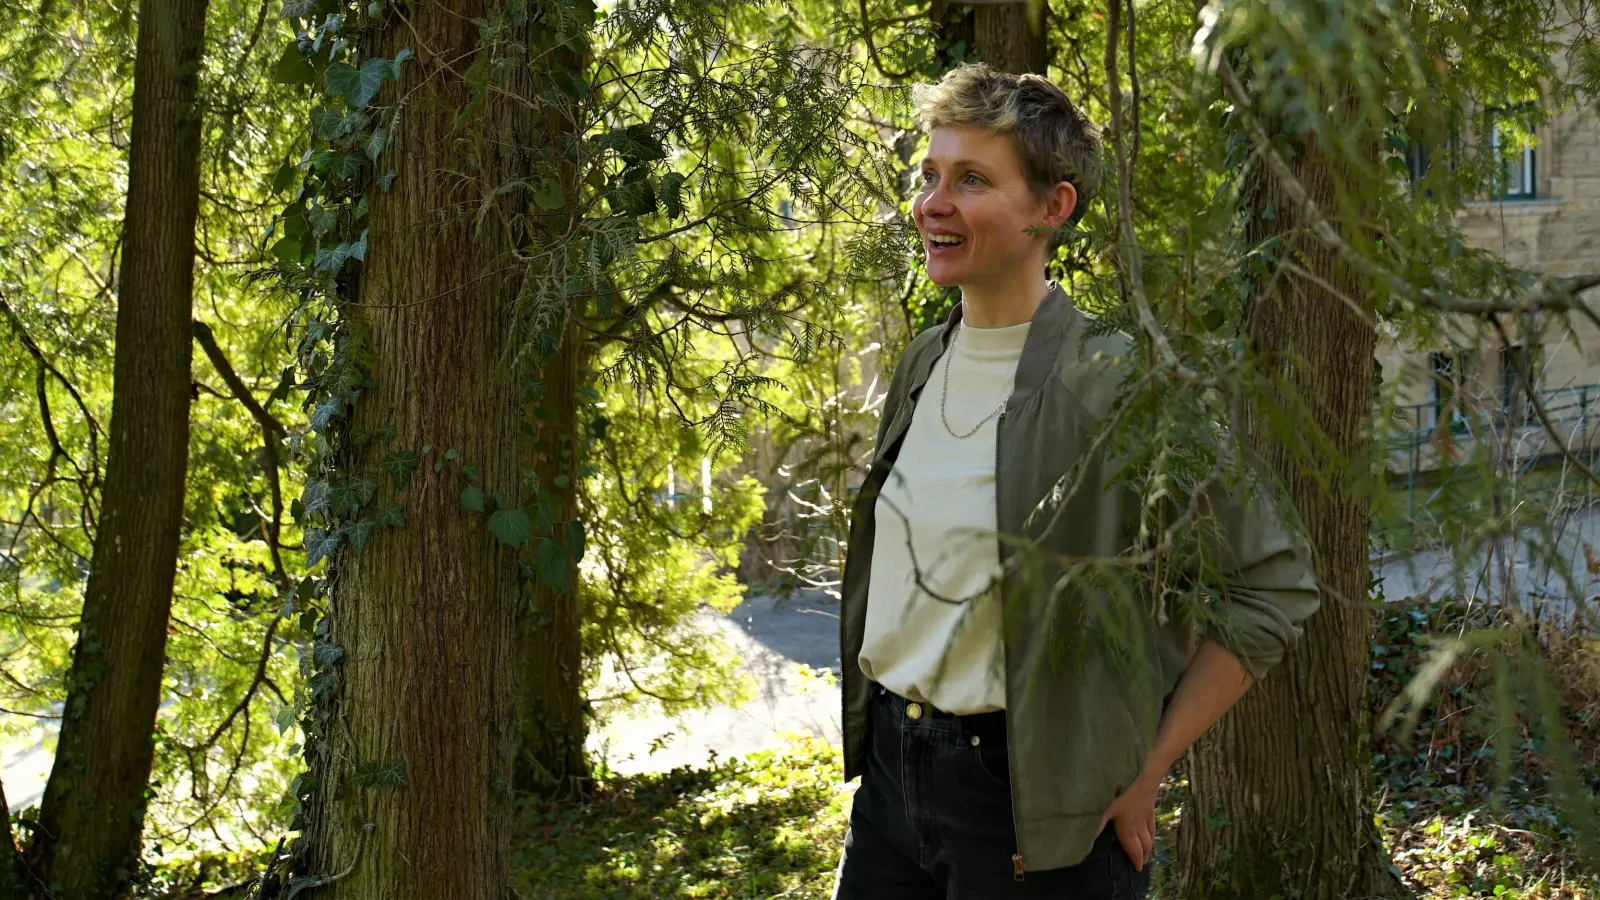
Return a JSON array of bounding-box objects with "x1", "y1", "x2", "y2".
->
[
  {"x1": 514, "y1": 316, "x2": 588, "y2": 794},
  {"x1": 296, "y1": 1, "x2": 585, "y2": 896},
  {"x1": 26, "y1": 0, "x2": 208, "y2": 893},
  {"x1": 2, "y1": 774, "x2": 22, "y2": 900},
  {"x1": 934, "y1": 0, "x2": 1049, "y2": 74},
  {"x1": 1176, "y1": 93, "x2": 1406, "y2": 900}
]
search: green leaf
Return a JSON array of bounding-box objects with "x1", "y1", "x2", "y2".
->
[
  {"x1": 365, "y1": 127, "x2": 387, "y2": 162},
  {"x1": 328, "y1": 152, "x2": 364, "y2": 183},
  {"x1": 310, "y1": 395, "x2": 343, "y2": 432},
  {"x1": 270, "y1": 235, "x2": 302, "y2": 262},
  {"x1": 488, "y1": 508, "x2": 532, "y2": 548},
  {"x1": 460, "y1": 462, "x2": 482, "y2": 484},
  {"x1": 660, "y1": 171, "x2": 685, "y2": 219},
  {"x1": 313, "y1": 639, "x2": 346, "y2": 666},
  {"x1": 377, "y1": 504, "x2": 405, "y2": 527},
  {"x1": 460, "y1": 485, "x2": 486, "y2": 512},
  {"x1": 351, "y1": 759, "x2": 408, "y2": 788},
  {"x1": 533, "y1": 178, "x2": 564, "y2": 210},
  {"x1": 301, "y1": 480, "x2": 332, "y2": 517},
  {"x1": 271, "y1": 161, "x2": 300, "y2": 194},
  {"x1": 380, "y1": 449, "x2": 420, "y2": 489},
  {"x1": 534, "y1": 537, "x2": 568, "y2": 591},
  {"x1": 326, "y1": 56, "x2": 402, "y2": 108},
  {"x1": 280, "y1": 0, "x2": 318, "y2": 17},
  {"x1": 305, "y1": 527, "x2": 343, "y2": 567},
  {"x1": 565, "y1": 520, "x2": 586, "y2": 562},
  {"x1": 377, "y1": 170, "x2": 398, "y2": 192},
  {"x1": 273, "y1": 42, "x2": 314, "y2": 82},
  {"x1": 347, "y1": 518, "x2": 375, "y2": 551}
]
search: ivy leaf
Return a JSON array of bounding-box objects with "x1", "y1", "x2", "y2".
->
[
  {"x1": 273, "y1": 42, "x2": 314, "y2": 81},
  {"x1": 565, "y1": 520, "x2": 586, "y2": 562},
  {"x1": 349, "y1": 229, "x2": 368, "y2": 262},
  {"x1": 270, "y1": 235, "x2": 302, "y2": 262},
  {"x1": 534, "y1": 536, "x2": 568, "y2": 591},
  {"x1": 308, "y1": 205, "x2": 338, "y2": 235},
  {"x1": 377, "y1": 504, "x2": 405, "y2": 527},
  {"x1": 488, "y1": 508, "x2": 532, "y2": 548},
  {"x1": 377, "y1": 170, "x2": 398, "y2": 192},
  {"x1": 351, "y1": 759, "x2": 407, "y2": 788},
  {"x1": 660, "y1": 171, "x2": 685, "y2": 219},
  {"x1": 305, "y1": 527, "x2": 343, "y2": 567},
  {"x1": 459, "y1": 485, "x2": 485, "y2": 513},
  {"x1": 365, "y1": 127, "x2": 387, "y2": 162},
  {"x1": 347, "y1": 518, "x2": 375, "y2": 551},
  {"x1": 313, "y1": 639, "x2": 346, "y2": 666},
  {"x1": 301, "y1": 480, "x2": 332, "y2": 517},
  {"x1": 380, "y1": 449, "x2": 420, "y2": 489},
  {"x1": 459, "y1": 462, "x2": 482, "y2": 485},
  {"x1": 326, "y1": 57, "x2": 401, "y2": 108},
  {"x1": 271, "y1": 161, "x2": 300, "y2": 194},
  {"x1": 349, "y1": 473, "x2": 377, "y2": 508},
  {"x1": 280, "y1": 0, "x2": 318, "y2": 15},
  {"x1": 310, "y1": 395, "x2": 343, "y2": 432},
  {"x1": 327, "y1": 152, "x2": 364, "y2": 183}
]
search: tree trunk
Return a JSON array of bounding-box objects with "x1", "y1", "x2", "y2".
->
[
  {"x1": 934, "y1": 0, "x2": 1049, "y2": 74},
  {"x1": 513, "y1": 317, "x2": 587, "y2": 795},
  {"x1": 1175, "y1": 99, "x2": 1406, "y2": 900},
  {"x1": 2, "y1": 774, "x2": 23, "y2": 900},
  {"x1": 26, "y1": 0, "x2": 208, "y2": 893},
  {"x1": 297, "y1": 3, "x2": 583, "y2": 896}
]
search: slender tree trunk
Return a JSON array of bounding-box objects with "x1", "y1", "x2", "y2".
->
[
  {"x1": 2, "y1": 775, "x2": 22, "y2": 900},
  {"x1": 297, "y1": 2, "x2": 583, "y2": 895},
  {"x1": 26, "y1": 0, "x2": 207, "y2": 893},
  {"x1": 933, "y1": 0, "x2": 1049, "y2": 74},
  {"x1": 1176, "y1": 96, "x2": 1407, "y2": 900}
]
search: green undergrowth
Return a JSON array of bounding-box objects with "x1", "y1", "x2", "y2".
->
[
  {"x1": 141, "y1": 603, "x2": 1598, "y2": 898},
  {"x1": 512, "y1": 736, "x2": 853, "y2": 899}
]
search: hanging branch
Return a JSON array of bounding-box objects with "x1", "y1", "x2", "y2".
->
[
  {"x1": 1105, "y1": 0, "x2": 1190, "y2": 379},
  {"x1": 192, "y1": 320, "x2": 290, "y2": 587}
]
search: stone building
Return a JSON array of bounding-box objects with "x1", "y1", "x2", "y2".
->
[{"x1": 1378, "y1": 91, "x2": 1600, "y2": 475}]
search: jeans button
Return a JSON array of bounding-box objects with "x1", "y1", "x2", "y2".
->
[
  {"x1": 971, "y1": 735, "x2": 981, "y2": 747},
  {"x1": 906, "y1": 702, "x2": 922, "y2": 720}
]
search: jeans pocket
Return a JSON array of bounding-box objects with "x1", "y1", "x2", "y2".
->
[
  {"x1": 1100, "y1": 827, "x2": 1153, "y2": 900},
  {"x1": 970, "y1": 738, "x2": 1011, "y2": 789}
]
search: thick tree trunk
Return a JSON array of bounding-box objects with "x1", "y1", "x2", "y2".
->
[
  {"x1": 26, "y1": 0, "x2": 207, "y2": 893},
  {"x1": 1176, "y1": 104, "x2": 1406, "y2": 899},
  {"x1": 513, "y1": 317, "x2": 587, "y2": 795},
  {"x1": 934, "y1": 0, "x2": 1049, "y2": 74},
  {"x1": 297, "y1": 3, "x2": 583, "y2": 896}
]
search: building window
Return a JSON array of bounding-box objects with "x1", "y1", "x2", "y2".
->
[
  {"x1": 1490, "y1": 109, "x2": 1537, "y2": 200},
  {"x1": 1429, "y1": 351, "x2": 1462, "y2": 429},
  {"x1": 1405, "y1": 142, "x2": 1431, "y2": 184}
]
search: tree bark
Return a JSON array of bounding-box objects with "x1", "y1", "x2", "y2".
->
[
  {"x1": 513, "y1": 317, "x2": 587, "y2": 795},
  {"x1": 1176, "y1": 96, "x2": 1407, "y2": 900},
  {"x1": 934, "y1": 0, "x2": 1049, "y2": 74},
  {"x1": 2, "y1": 774, "x2": 23, "y2": 900},
  {"x1": 297, "y1": 2, "x2": 583, "y2": 896},
  {"x1": 26, "y1": 0, "x2": 208, "y2": 893}
]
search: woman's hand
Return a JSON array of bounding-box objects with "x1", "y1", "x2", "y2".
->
[{"x1": 1098, "y1": 772, "x2": 1161, "y2": 871}]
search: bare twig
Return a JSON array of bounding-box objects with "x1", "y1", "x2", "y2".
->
[
  {"x1": 1489, "y1": 313, "x2": 1600, "y2": 493},
  {"x1": 1105, "y1": 0, "x2": 1190, "y2": 379}
]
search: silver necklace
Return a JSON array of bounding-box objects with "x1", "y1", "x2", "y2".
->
[{"x1": 939, "y1": 323, "x2": 1012, "y2": 439}]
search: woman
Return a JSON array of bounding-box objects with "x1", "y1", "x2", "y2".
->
[{"x1": 830, "y1": 64, "x2": 1321, "y2": 899}]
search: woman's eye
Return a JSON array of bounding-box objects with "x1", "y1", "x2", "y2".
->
[
  {"x1": 920, "y1": 170, "x2": 937, "y2": 185},
  {"x1": 963, "y1": 172, "x2": 983, "y2": 185}
]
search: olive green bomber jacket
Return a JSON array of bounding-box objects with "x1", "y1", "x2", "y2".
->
[{"x1": 838, "y1": 284, "x2": 1321, "y2": 873}]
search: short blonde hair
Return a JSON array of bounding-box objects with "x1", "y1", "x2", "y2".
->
[{"x1": 913, "y1": 63, "x2": 1101, "y2": 229}]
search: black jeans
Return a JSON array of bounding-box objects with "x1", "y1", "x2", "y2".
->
[{"x1": 832, "y1": 686, "x2": 1151, "y2": 900}]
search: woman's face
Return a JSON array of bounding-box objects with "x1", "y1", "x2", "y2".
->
[{"x1": 912, "y1": 125, "x2": 1071, "y2": 289}]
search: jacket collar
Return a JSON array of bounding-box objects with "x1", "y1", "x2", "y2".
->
[{"x1": 906, "y1": 282, "x2": 1076, "y2": 412}]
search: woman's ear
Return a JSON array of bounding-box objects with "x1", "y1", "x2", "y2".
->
[{"x1": 1043, "y1": 180, "x2": 1078, "y2": 229}]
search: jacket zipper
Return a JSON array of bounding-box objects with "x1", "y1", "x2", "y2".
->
[{"x1": 996, "y1": 406, "x2": 1026, "y2": 881}]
